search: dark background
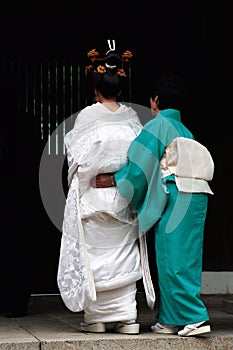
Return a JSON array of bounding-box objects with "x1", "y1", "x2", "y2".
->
[{"x1": 0, "y1": 2, "x2": 232, "y2": 296}]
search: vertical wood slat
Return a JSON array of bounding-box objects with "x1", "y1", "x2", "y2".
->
[
  {"x1": 56, "y1": 63, "x2": 64, "y2": 156},
  {"x1": 71, "y1": 63, "x2": 79, "y2": 115},
  {"x1": 64, "y1": 63, "x2": 72, "y2": 128},
  {"x1": 26, "y1": 62, "x2": 34, "y2": 118},
  {"x1": 17, "y1": 61, "x2": 25, "y2": 113},
  {"x1": 0, "y1": 59, "x2": 132, "y2": 155},
  {"x1": 41, "y1": 63, "x2": 49, "y2": 152},
  {"x1": 34, "y1": 63, "x2": 42, "y2": 138},
  {"x1": 48, "y1": 62, "x2": 57, "y2": 156}
]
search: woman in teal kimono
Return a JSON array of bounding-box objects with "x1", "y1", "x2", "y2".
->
[{"x1": 93, "y1": 74, "x2": 214, "y2": 337}]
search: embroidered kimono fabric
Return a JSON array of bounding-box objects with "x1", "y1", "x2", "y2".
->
[{"x1": 57, "y1": 102, "x2": 144, "y2": 312}]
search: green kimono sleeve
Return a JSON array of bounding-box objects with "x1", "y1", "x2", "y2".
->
[
  {"x1": 115, "y1": 110, "x2": 193, "y2": 233},
  {"x1": 115, "y1": 124, "x2": 167, "y2": 233}
]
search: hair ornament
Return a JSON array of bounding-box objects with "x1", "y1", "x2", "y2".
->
[
  {"x1": 85, "y1": 64, "x2": 94, "y2": 74},
  {"x1": 105, "y1": 62, "x2": 117, "y2": 69},
  {"x1": 96, "y1": 65, "x2": 107, "y2": 74},
  {"x1": 121, "y1": 50, "x2": 133, "y2": 61},
  {"x1": 117, "y1": 68, "x2": 127, "y2": 77},
  {"x1": 85, "y1": 40, "x2": 133, "y2": 77},
  {"x1": 106, "y1": 39, "x2": 116, "y2": 55},
  {"x1": 87, "y1": 49, "x2": 100, "y2": 61}
]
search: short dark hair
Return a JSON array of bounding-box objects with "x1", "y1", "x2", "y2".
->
[{"x1": 151, "y1": 73, "x2": 188, "y2": 111}]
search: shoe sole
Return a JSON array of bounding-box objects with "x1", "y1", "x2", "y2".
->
[
  {"x1": 115, "y1": 323, "x2": 140, "y2": 334},
  {"x1": 80, "y1": 322, "x2": 106, "y2": 333},
  {"x1": 178, "y1": 325, "x2": 211, "y2": 337},
  {"x1": 152, "y1": 327, "x2": 178, "y2": 334}
]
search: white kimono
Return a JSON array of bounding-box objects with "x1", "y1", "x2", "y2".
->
[{"x1": 57, "y1": 102, "x2": 155, "y2": 320}]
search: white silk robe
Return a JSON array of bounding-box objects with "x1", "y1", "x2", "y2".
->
[{"x1": 57, "y1": 102, "x2": 154, "y2": 314}]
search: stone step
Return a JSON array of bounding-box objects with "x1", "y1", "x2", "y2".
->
[
  {"x1": 0, "y1": 294, "x2": 232, "y2": 350},
  {"x1": 221, "y1": 299, "x2": 233, "y2": 314}
]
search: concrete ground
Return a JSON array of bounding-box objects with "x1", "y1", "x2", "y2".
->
[{"x1": 0, "y1": 294, "x2": 232, "y2": 350}]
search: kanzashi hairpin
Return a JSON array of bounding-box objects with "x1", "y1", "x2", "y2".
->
[{"x1": 85, "y1": 40, "x2": 133, "y2": 76}]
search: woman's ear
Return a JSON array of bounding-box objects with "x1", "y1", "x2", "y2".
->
[
  {"x1": 150, "y1": 95, "x2": 160, "y2": 116},
  {"x1": 150, "y1": 95, "x2": 158, "y2": 109}
]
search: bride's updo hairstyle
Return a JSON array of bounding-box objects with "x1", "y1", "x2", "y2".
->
[{"x1": 85, "y1": 40, "x2": 133, "y2": 99}]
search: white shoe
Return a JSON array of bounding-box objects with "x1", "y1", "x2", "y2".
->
[
  {"x1": 178, "y1": 321, "x2": 211, "y2": 337},
  {"x1": 80, "y1": 321, "x2": 106, "y2": 333},
  {"x1": 114, "y1": 322, "x2": 140, "y2": 334},
  {"x1": 151, "y1": 322, "x2": 178, "y2": 334}
]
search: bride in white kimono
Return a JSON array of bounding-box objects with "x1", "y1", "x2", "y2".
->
[{"x1": 57, "y1": 42, "x2": 155, "y2": 334}]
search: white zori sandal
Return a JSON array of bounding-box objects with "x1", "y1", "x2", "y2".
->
[
  {"x1": 80, "y1": 321, "x2": 106, "y2": 333},
  {"x1": 114, "y1": 322, "x2": 140, "y2": 334},
  {"x1": 151, "y1": 322, "x2": 178, "y2": 334},
  {"x1": 178, "y1": 321, "x2": 211, "y2": 337}
]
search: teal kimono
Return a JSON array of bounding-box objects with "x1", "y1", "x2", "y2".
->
[{"x1": 115, "y1": 109, "x2": 210, "y2": 325}]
